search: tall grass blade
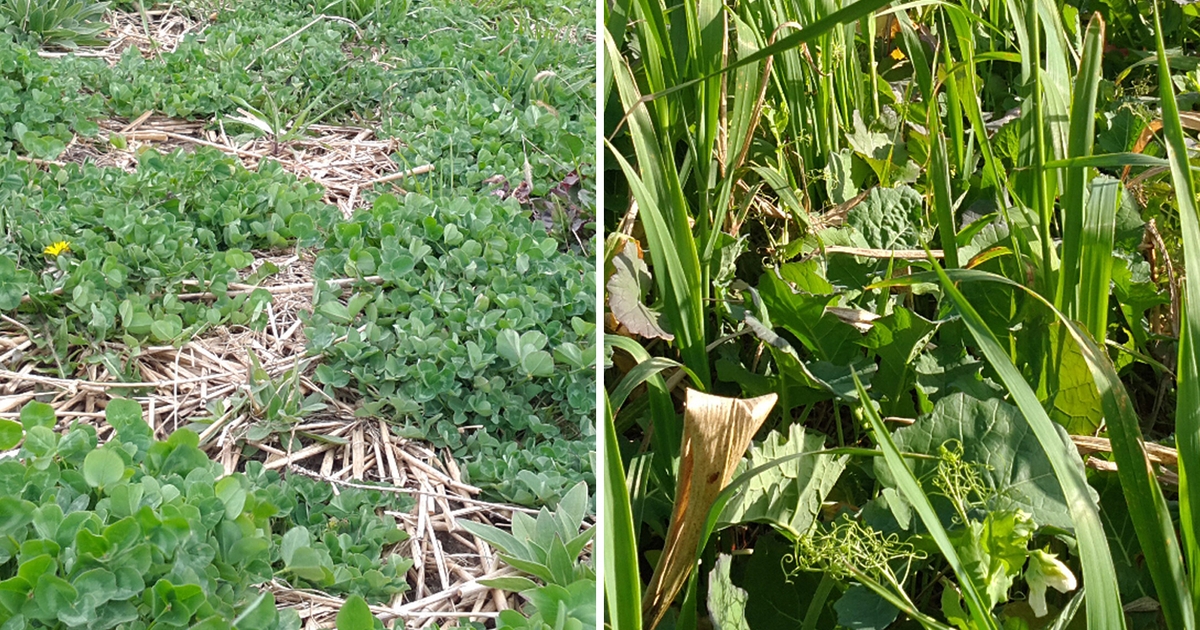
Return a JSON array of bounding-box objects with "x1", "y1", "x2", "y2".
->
[
  {"x1": 1011, "y1": 0, "x2": 1056, "y2": 294},
  {"x1": 605, "y1": 393, "x2": 644, "y2": 630},
  {"x1": 605, "y1": 31, "x2": 711, "y2": 387},
  {"x1": 1035, "y1": 0, "x2": 1074, "y2": 168},
  {"x1": 1056, "y1": 13, "x2": 1104, "y2": 323},
  {"x1": 851, "y1": 371, "x2": 999, "y2": 629},
  {"x1": 1152, "y1": 0, "x2": 1200, "y2": 612},
  {"x1": 928, "y1": 43, "x2": 959, "y2": 268},
  {"x1": 1044, "y1": 153, "x2": 1177, "y2": 169},
  {"x1": 1077, "y1": 177, "x2": 1120, "y2": 340},
  {"x1": 619, "y1": 0, "x2": 893, "y2": 112},
  {"x1": 929, "y1": 264, "x2": 1127, "y2": 629},
  {"x1": 606, "y1": 334, "x2": 683, "y2": 507},
  {"x1": 603, "y1": 0, "x2": 630, "y2": 101}
]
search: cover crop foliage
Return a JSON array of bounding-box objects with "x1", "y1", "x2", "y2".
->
[
  {"x1": 307, "y1": 191, "x2": 596, "y2": 505},
  {"x1": 0, "y1": 0, "x2": 595, "y2": 510},
  {"x1": 0, "y1": 399, "x2": 412, "y2": 629}
]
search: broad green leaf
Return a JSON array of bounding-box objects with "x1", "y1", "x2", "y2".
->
[
  {"x1": 72, "y1": 568, "x2": 117, "y2": 609},
  {"x1": 190, "y1": 616, "x2": 233, "y2": 630},
  {"x1": 232, "y1": 591, "x2": 276, "y2": 630},
  {"x1": 0, "y1": 257, "x2": 35, "y2": 311},
  {"x1": 734, "y1": 531, "x2": 836, "y2": 629},
  {"x1": 22, "y1": 426, "x2": 58, "y2": 457},
  {"x1": 846, "y1": 186, "x2": 928, "y2": 250},
  {"x1": 150, "y1": 315, "x2": 183, "y2": 342},
  {"x1": 524, "y1": 581, "x2": 595, "y2": 628},
  {"x1": 718, "y1": 423, "x2": 847, "y2": 536},
  {"x1": 863, "y1": 308, "x2": 938, "y2": 416},
  {"x1": 214, "y1": 476, "x2": 247, "y2": 521},
  {"x1": 83, "y1": 449, "x2": 125, "y2": 489},
  {"x1": 881, "y1": 392, "x2": 1082, "y2": 530},
  {"x1": 930, "y1": 265, "x2": 1126, "y2": 629},
  {"x1": 854, "y1": 373, "x2": 999, "y2": 629},
  {"x1": 834, "y1": 584, "x2": 899, "y2": 630},
  {"x1": 520, "y1": 350, "x2": 555, "y2": 378},
  {"x1": 0, "y1": 498, "x2": 35, "y2": 536},
  {"x1": 496, "y1": 329, "x2": 521, "y2": 366},
  {"x1": 280, "y1": 527, "x2": 310, "y2": 566},
  {"x1": 34, "y1": 574, "x2": 76, "y2": 618},
  {"x1": 707, "y1": 554, "x2": 749, "y2": 630},
  {"x1": 758, "y1": 271, "x2": 860, "y2": 364},
  {"x1": 1044, "y1": 325, "x2": 1104, "y2": 435},
  {"x1": 106, "y1": 398, "x2": 151, "y2": 459}
]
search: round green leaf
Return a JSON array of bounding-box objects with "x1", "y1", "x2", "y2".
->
[
  {"x1": 34, "y1": 574, "x2": 76, "y2": 617},
  {"x1": 82, "y1": 449, "x2": 124, "y2": 489},
  {"x1": 0, "y1": 419, "x2": 22, "y2": 450},
  {"x1": 335, "y1": 594, "x2": 375, "y2": 630},
  {"x1": 520, "y1": 350, "x2": 555, "y2": 378},
  {"x1": 149, "y1": 315, "x2": 183, "y2": 342},
  {"x1": 19, "y1": 401, "x2": 56, "y2": 431},
  {"x1": 496, "y1": 329, "x2": 521, "y2": 366}
]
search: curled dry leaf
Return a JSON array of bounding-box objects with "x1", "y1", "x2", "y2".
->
[
  {"x1": 607, "y1": 238, "x2": 674, "y2": 341},
  {"x1": 642, "y1": 389, "x2": 778, "y2": 630}
]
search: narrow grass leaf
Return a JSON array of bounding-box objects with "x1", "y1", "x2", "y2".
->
[
  {"x1": 606, "y1": 30, "x2": 710, "y2": 386},
  {"x1": 1044, "y1": 153, "x2": 1177, "y2": 169},
  {"x1": 605, "y1": 393, "x2": 643, "y2": 630},
  {"x1": 621, "y1": 0, "x2": 893, "y2": 111},
  {"x1": 1056, "y1": 13, "x2": 1105, "y2": 321},
  {"x1": 609, "y1": 357, "x2": 699, "y2": 410},
  {"x1": 1152, "y1": 0, "x2": 1200, "y2": 612},
  {"x1": 1077, "y1": 177, "x2": 1120, "y2": 340},
  {"x1": 606, "y1": 333, "x2": 683, "y2": 463}
]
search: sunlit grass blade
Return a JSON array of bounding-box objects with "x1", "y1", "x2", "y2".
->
[
  {"x1": 928, "y1": 264, "x2": 1127, "y2": 629},
  {"x1": 928, "y1": 43, "x2": 959, "y2": 268},
  {"x1": 1008, "y1": 0, "x2": 1056, "y2": 295},
  {"x1": 1077, "y1": 177, "x2": 1120, "y2": 340},
  {"x1": 1044, "y1": 153, "x2": 1180, "y2": 169},
  {"x1": 605, "y1": 393, "x2": 643, "y2": 630},
  {"x1": 851, "y1": 371, "x2": 999, "y2": 630},
  {"x1": 602, "y1": 0, "x2": 630, "y2": 102},
  {"x1": 943, "y1": 6, "x2": 1024, "y2": 261},
  {"x1": 619, "y1": 0, "x2": 893, "y2": 111},
  {"x1": 1034, "y1": 0, "x2": 1073, "y2": 167},
  {"x1": 1056, "y1": 13, "x2": 1104, "y2": 323},
  {"x1": 1152, "y1": 0, "x2": 1200, "y2": 612}
]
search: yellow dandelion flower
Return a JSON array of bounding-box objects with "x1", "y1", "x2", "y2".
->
[
  {"x1": 890, "y1": 47, "x2": 906, "y2": 61},
  {"x1": 44, "y1": 241, "x2": 71, "y2": 257}
]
